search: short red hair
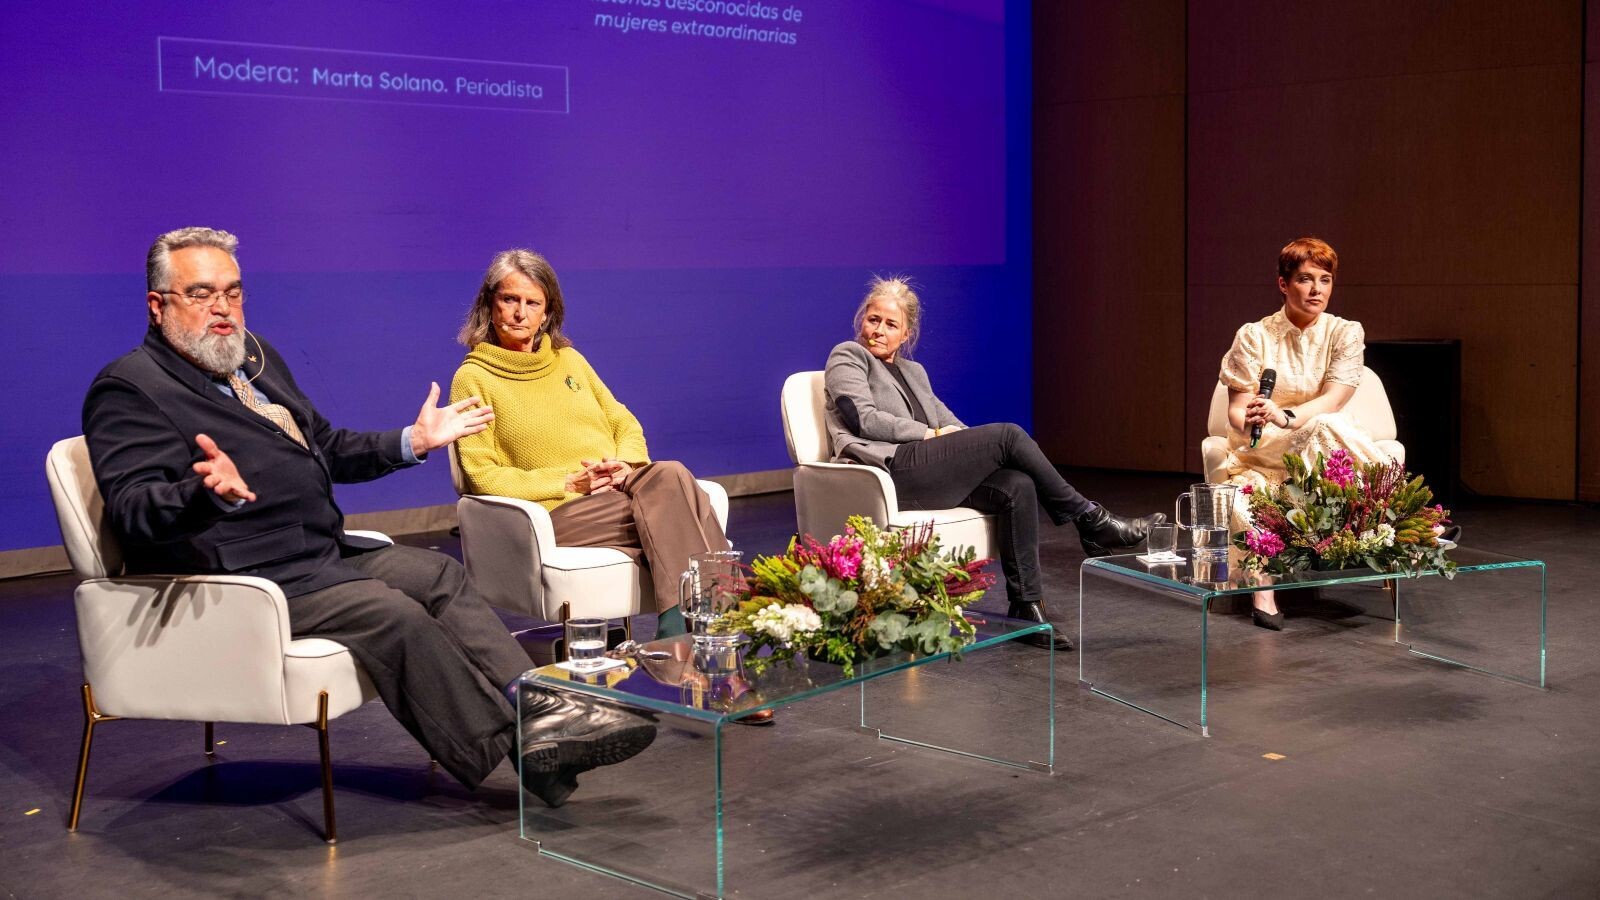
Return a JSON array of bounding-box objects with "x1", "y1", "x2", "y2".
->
[{"x1": 1277, "y1": 236, "x2": 1338, "y2": 280}]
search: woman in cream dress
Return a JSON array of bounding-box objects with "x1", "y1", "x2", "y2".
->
[{"x1": 1218, "y1": 237, "x2": 1393, "y2": 629}]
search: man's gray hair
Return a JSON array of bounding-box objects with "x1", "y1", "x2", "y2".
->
[{"x1": 146, "y1": 227, "x2": 240, "y2": 292}]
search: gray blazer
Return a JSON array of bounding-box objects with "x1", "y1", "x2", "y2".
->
[{"x1": 824, "y1": 340, "x2": 964, "y2": 467}]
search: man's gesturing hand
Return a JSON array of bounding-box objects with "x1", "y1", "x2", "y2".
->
[
  {"x1": 193, "y1": 433, "x2": 256, "y2": 504},
  {"x1": 412, "y1": 382, "x2": 495, "y2": 456}
]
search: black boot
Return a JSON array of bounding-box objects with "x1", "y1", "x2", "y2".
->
[
  {"x1": 1007, "y1": 601, "x2": 1074, "y2": 651},
  {"x1": 1076, "y1": 506, "x2": 1166, "y2": 557},
  {"x1": 521, "y1": 769, "x2": 581, "y2": 808},
  {"x1": 517, "y1": 685, "x2": 657, "y2": 805}
]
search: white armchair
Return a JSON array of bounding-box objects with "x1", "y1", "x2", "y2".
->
[
  {"x1": 45, "y1": 436, "x2": 383, "y2": 843},
  {"x1": 447, "y1": 444, "x2": 729, "y2": 630},
  {"x1": 780, "y1": 371, "x2": 997, "y2": 557},
  {"x1": 1200, "y1": 365, "x2": 1406, "y2": 483}
]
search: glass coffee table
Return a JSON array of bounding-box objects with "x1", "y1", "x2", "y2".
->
[
  {"x1": 1078, "y1": 547, "x2": 1546, "y2": 736},
  {"x1": 516, "y1": 617, "x2": 1056, "y2": 899}
]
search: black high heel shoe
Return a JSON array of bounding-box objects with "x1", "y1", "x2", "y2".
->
[
  {"x1": 1251, "y1": 608, "x2": 1284, "y2": 631},
  {"x1": 1008, "y1": 601, "x2": 1075, "y2": 651},
  {"x1": 1076, "y1": 507, "x2": 1167, "y2": 557}
]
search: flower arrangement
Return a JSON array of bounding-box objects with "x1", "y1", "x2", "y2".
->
[
  {"x1": 712, "y1": 516, "x2": 994, "y2": 675},
  {"x1": 1234, "y1": 450, "x2": 1456, "y2": 578}
]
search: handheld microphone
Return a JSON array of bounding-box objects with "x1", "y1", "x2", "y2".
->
[{"x1": 1249, "y1": 368, "x2": 1277, "y2": 448}]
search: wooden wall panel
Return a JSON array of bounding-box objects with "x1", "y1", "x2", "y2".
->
[
  {"x1": 1034, "y1": 0, "x2": 1187, "y2": 470},
  {"x1": 1583, "y1": 0, "x2": 1600, "y2": 501},
  {"x1": 1035, "y1": 1, "x2": 1185, "y2": 104},
  {"x1": 1188, "y1": 0, "x2": 1578, "y2": 92},
  {"x1": 1188, "y1": 64, "x2": 1580, "y2": 290}
]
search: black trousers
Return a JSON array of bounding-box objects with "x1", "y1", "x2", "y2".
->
[
  {"x1": 287, "y1": 544, "x2": 532, "y2": 789},
  {"x1": 887, "y1": 422, "x2": 1093, "y2": 606}
]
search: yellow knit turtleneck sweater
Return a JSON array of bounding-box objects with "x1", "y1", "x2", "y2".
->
[{"x1": 450, "y1": 340, "x2": 650, "y2": 509}]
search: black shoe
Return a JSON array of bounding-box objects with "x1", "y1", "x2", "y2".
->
[
  {"x1": 518, "y1": 686, "x2": 657, "y2": 776},
  {"x1": 1076, "y1": 507, "x2": 1167, "y2": 557},
  {"x1": 1007, "y1": 601, "x2": 1075, "y2": 651},
  {"x1": 1438, "y1": 524, "x2": 1462, "y2": 544},
  {"x1": 521, "y1": 768, "x2": 580, "y2": 808},
  {"x1": 1251, "y1": 608, "x2": 1284, "y2": 631}
]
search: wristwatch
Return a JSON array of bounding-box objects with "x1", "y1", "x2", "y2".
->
[{"x1": 1282, "y1": 409, "x2": 1297, "y2": 428}]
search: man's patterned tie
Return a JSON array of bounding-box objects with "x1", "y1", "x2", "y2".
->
[{"x1": 228, "y1": 372, "x2": 309, "y2": 449}]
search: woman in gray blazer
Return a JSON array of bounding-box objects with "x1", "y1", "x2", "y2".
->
[{"x1": 825, "y1": 277, "x2": 1164, "y2": 651}]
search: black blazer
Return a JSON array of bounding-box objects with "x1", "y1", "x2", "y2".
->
[{"x1": 82, "y1": 327, "x2": 411, "y2": 597}]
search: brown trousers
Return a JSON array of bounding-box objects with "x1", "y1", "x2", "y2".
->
[{"x1": 548, "y1": 461, "x2": 730, "y2": 612}]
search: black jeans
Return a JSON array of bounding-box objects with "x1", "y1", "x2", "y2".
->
[
  {"x1": 887, "y1": 423, "x2": 1093, "y2": 606},
  {"x1": 287, "y1": 544, "x2": 533, "y2": 789}
]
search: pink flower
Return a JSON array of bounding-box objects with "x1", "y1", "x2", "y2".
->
[
  {"x1": 1245, "y1": 529, "x2": 1286, "y2": 557},
  {"x1": 1324, "y1": 450, "x2": 1356, "y2": 488},
  {"x1": 820, "y1": 531, "x2": 863, "y2": 580},
  {"x1": 1240, "y1": 484, "x2": 1254, "y2": 496}
]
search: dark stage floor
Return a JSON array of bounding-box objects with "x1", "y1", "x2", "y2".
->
[{"x1": 2, "y1": 470, "x2": 1598, "y2": 898}]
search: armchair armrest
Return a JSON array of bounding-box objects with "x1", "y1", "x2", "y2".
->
[
  {"x1": 455, "y1": 494, "x2": 554, "y2": 617},
  {"x1": 697, "y1": 479, "x2": 730, "y2": 531},
  {"x1": 74, "y1": 574, "x2": 302, "y2": 724},
  {"x1": 1200, "y1": 437, "x2": 1230, "y2": 485},
  {"x1": 793, "y1": 461, "x2": 895, "y2": 538},
  {"x1": 342, "y1": 529, "x2": 393, "y2": 546}
]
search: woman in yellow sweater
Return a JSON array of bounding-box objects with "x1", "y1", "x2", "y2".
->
[{"x1": 450, "y1": 249, "x2": 729, "y2": 636}]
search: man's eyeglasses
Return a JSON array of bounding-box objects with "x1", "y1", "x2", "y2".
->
[{"x1": 158, "y1": 287, "x2": 245, "y2": 307}]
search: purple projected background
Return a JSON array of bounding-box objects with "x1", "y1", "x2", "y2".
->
[{"x1": 0, "y1": 0, "x2": 1032, "y2": 553}]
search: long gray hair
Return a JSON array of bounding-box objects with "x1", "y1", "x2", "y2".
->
[
  {"x1": 457, "y1": 249, "x2": 573, "y2": 350},
  {"x1": 852, "y1": 275, "x2": 923, "y2": 357}
]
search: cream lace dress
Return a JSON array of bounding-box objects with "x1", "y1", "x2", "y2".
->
[{"x1": 1218, "y1": 308, "x2": 1392, "y2": 532}]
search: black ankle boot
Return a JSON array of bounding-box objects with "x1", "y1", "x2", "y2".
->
[
  {"x1": 517, "y1": 685, "x2": 657, "y2": 803},
  {"x1": 1007, "y1": 601, "x2": 1075, "y2": 651},
  {"x1": 521, "y1": 768, "x2": 581, "y2": 808},
  {"x1": 1076, "y1": 506, "x2": 1167, "y2": 557}
]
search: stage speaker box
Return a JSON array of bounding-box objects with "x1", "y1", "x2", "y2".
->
[{"x1": 1364, "y1": 340, "x2": 1461, "y2": 507}]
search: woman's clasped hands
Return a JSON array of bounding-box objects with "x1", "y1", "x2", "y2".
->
[{"x1": 566, "y1": 458, "x2": 634, "y2": 494}]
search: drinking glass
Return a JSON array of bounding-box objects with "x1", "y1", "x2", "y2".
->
[
  {"x1": 564, "y1": 617, "x2": 609, "y2": 670},
  {"x1": 1146, "y1": 523, "x2": 1178, "y2": 559}
]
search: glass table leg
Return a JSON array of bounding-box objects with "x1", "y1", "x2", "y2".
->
[
  {"x1": 1077, "y1": 563, "x2": 1210, "y2": 734},
  {"x1": 857, "y1": 632, "x2": 1055, "y2": 773},
  {"x1": 1391, "y1": 562, "x2": 1547, "y2": 688}
]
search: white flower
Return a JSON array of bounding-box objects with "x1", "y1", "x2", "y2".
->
[
  {"x1": 1355, "y1": 524, "x2": 1397, "y2": 554},
  {"x1": 859, "y1": 547, "x2": 892, "y2": 590},
  {"x1": 751, "y1": 604, "x2": 821, "y2": 642},
  {"x1": 1371, "y1": 523, "x2": 1395, "y2": 548}
]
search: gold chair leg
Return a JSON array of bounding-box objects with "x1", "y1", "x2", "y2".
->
[
  {"x1": 204, "y1": 722, "x2": 215, "y2": 755},
  {"x1": 314, "y1": 691, "x2": 336, "y2": 844},
  {"x1": 558, "y1": 601, "x2": 571, "y2": 622},
  {"x1": 69, "y1": 683, "x2": 120, "y2": 832},
  {"x1": 623, "y1": 617, "x2": 634, "y2": 641}
]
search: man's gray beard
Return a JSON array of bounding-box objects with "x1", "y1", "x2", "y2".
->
[{"x1": 162, "y1": 317, "x2": 246, "y2": 377}]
